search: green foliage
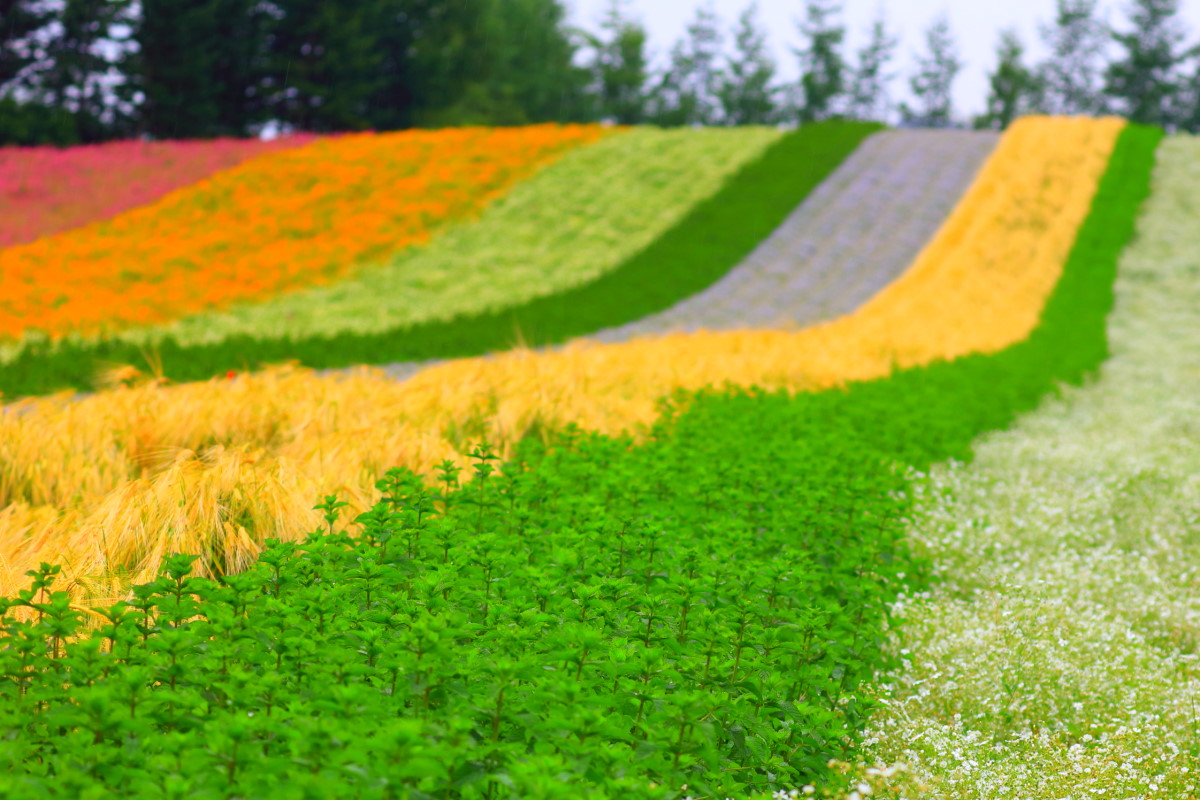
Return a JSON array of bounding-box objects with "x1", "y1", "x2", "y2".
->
[
  {"x1": 40, "y1": 0, "x2": 588, "y2": 140},
  {"x1": 1102, "y1": 0, "x2": 1197, "y2": 129},
  {"x1": 0, "y1": 0, "x2": 55, "y2": 87},
  {"x1": 0, "y1": 410, "x2": 922, "y2": 798},
  {"x1": 793, "y1": 0, "x2": 848, "y2": 124},
  {"x1": 647, "y1": 4, "x2": 725, "y2": 127},
  {"x1": 582, "y1": 0, "x2": 652, "y2": 124},
  {"x1": 135, "y1": 0, "x2": 277, "y2": 139},
  {"x1": 0, "y1": 121, "x2": 881, "y2": 399},
  {"x1": 0, "y1": 97, "x2": 82, "y2": 147},
  {"x1": 264, "y1": 0, "x2": 388, "y2": 133},
  {"x1": 844, "y1": 11, "x2": 899, "y2": 123},
  {"x1": 717, "y1": 3, "x2": 781, "y2": 126},
  {"x1": 29, "y1": 0, "x2": 138, "y2": 140},
  {"x1": 899, "y1": 14, "x2": 963, "y2": 128},
  {"x1": 463, "y1": 0, "x2": 594, "y2": 126},
  {"x1": 384, "y1": 0, "x2": 591, "y2": 129},
  {"x1": 0, "y1": 124, "x2": 1161, "y2": 797},
  {"x1": 1034, "y1": 0, "x2": 1109, "y2": 117},
  {"x1": 973, "y1": 29, "x2": 1042, "y2": 131}
]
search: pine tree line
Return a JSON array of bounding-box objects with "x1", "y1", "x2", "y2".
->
[
  {"x1": 974, "y1": 0, "x2": 1200, "y2": 131},
  {"x1": 2, "y1": 0, "x2": 1199, "y2": 145}
]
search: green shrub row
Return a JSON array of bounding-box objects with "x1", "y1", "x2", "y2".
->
[
  {"x1": 0, "y1": 124, "x2": 1160, "y2": 800},
  {"x1": 0, "y1": 121, "x2": 883, "y2": 400}
]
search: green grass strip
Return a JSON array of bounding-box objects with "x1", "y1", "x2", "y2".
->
[
  {"x1": 0, "y1": 126, "x2": 1161, "y2": 800},
  {"x1": 0, "y1": 121, "x2": 882, "y2": 399}
]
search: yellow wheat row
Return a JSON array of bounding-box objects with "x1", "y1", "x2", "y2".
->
[{"x1": 0, "y1": 115, "x2": 1124, "y2": 609}]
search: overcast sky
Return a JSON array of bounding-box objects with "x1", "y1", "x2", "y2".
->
[{"x1": 562, "y1": 0, "x2": 1200, "y2": 121}]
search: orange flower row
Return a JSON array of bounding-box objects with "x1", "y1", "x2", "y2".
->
[{"x1": 0, "y1": 125, "x2": 612, "y2": 342}]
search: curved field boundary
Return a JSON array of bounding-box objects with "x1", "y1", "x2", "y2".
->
[
  {"x1": 589, "y1": 129, "x2": 1001, "y2": 342},
  {"x1": 0, "y1": 122, "x2": 882, "y2": 400},
  {"x1": 0, "y1": 134, "x2": 319, "y2": 249},
  {"x1": 360, "y1": 117, "x2": 1121, "y2": 402}
]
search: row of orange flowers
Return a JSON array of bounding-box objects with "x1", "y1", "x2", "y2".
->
[{"x1": 0, "y1": 125, "x2": 613, "y2": 342}]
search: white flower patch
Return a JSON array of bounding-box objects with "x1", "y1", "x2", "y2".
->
[{"x1": 837, "y1": 135, "x2": 1200, "y2": 799}]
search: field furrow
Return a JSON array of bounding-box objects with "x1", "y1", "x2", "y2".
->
[{"x1": 589, "y1": 129, "x2": 1000, "y2": 341}]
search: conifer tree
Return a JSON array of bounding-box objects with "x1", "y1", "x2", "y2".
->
[
  {"x1": 481, "y1": 0, "x2": 593, "y2": 124},
  {"x1": 1175, "y1": 60, "x2": 1200, "y2": 132},
  {"x1": 264, "y1": 0, "x2": 389, "y2": 133},
  {"x1": 718, "y1": 2, "x2": 780, "y2": 125},
  {"x1": 32, "y1": 0, "x2": 138, "y2": 140},
  {"x1": 583, "y1": 0, "x2": 651, "y2": 124},
  {"x1": 135, "y1": 0, "x2": 276, "y2": 138},
  {"x1": 845, "y1": 8, "x2": 899, "y2": 122},
  {"x1": 1035, "y1": 0, "x2": 1109, "y2": 115},
  {"x1": 974, "y1": 28, "x2": 1041, "y2": 130},
  {"x1": 900, "y1": 13, "x2": 963, "y2": 128},
  {"x1": 793, "y1": 0, "x2": 847, "y2": 123},
  {"x1": 0, "y1": 0, "x2": 55, "y2": 89},
  {"x1": 394, "y1": 0, "x2": 591, "y2": 128},
  {"x1": 366, "y1": 0, "x2": 501, "y2": 129},
  {"x1": 1103, "y1": 0, "x2": 1196, "y2": 128},
  {"x1": 649, "y1": 2, "x2": 724, "y2": 126}
]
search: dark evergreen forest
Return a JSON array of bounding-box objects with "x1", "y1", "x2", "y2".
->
[{"x1": 1, "y1": 0, "x2": 1197, "y2": 145}]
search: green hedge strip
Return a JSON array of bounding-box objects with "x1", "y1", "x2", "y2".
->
[{"x1": 0, "y1": 121, "x2": 883, "y2": 400}]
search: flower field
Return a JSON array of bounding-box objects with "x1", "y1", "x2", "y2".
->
[
  {"x1": 0, "y1": 117, "x2": 1186, "y2": 799},
  {"x1": 0, "y1": 124, "x2": 609, "y2": 345},
  {"x1": 844, "y1": 133, "x2": 1200, "y2": 799},
  {"x1": 0, "y1": 121, "x2": 882, "y2": 397},
  {"x1": 0, "y1": 134, "x2": 318, "y2": 249}
]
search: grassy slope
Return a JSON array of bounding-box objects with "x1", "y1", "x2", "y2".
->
[
  {"x1": 0, "y1": 125, "x2": 1161, "y2": 800},
  {"x1": 0, "y1": 121, "x2": 883, "y2": 400}
]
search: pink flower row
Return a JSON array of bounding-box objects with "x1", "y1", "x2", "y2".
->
[{"x1": 0, "y1": 135, "x2": 319, "y2": 249}]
